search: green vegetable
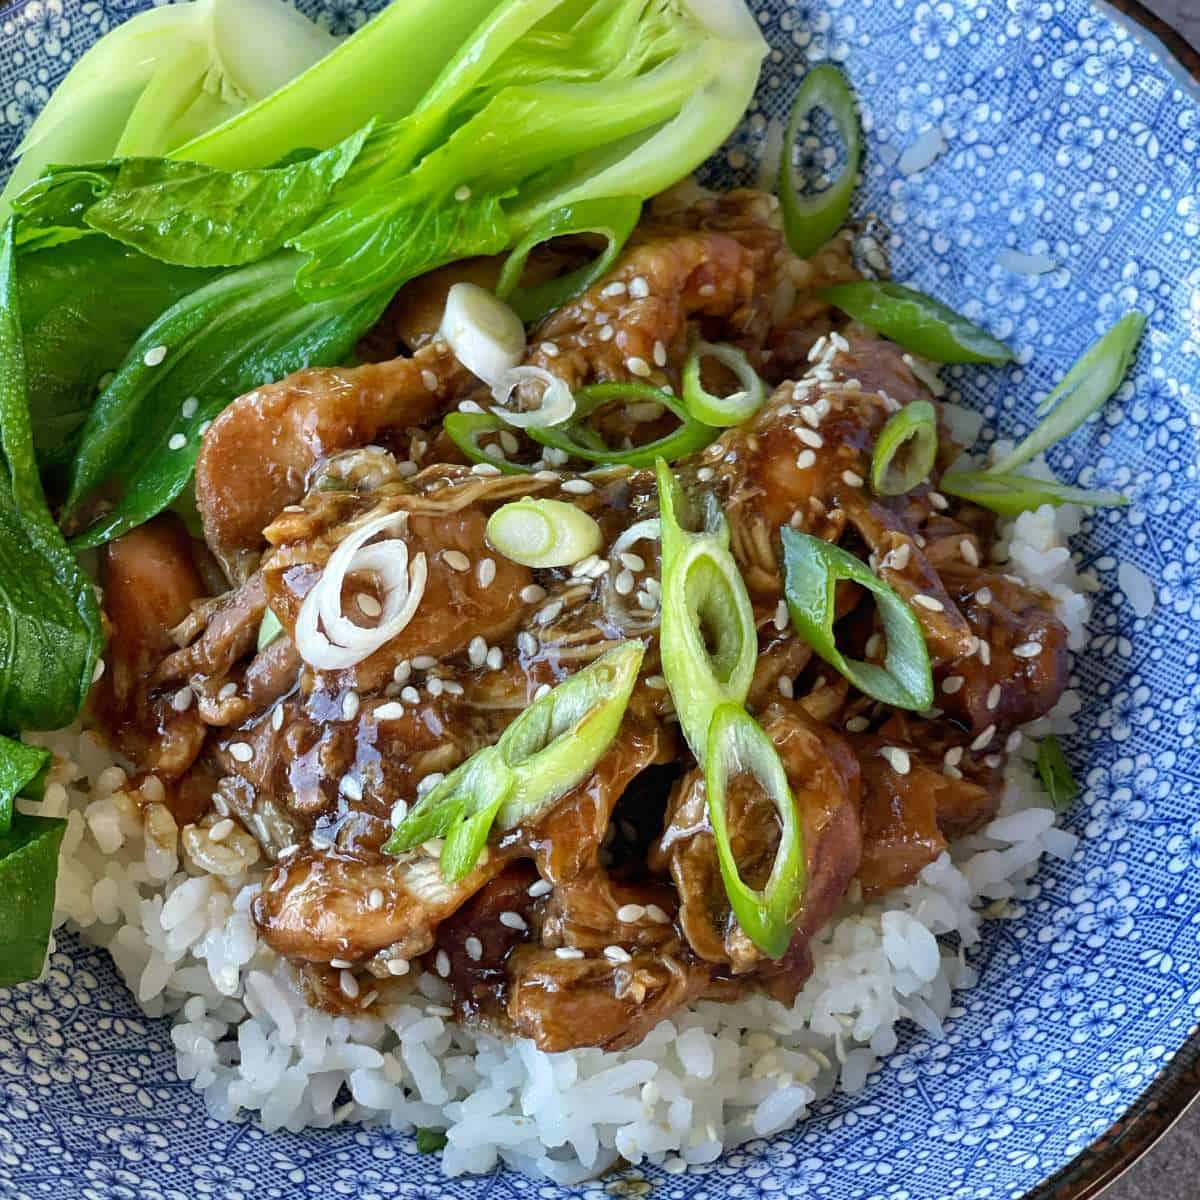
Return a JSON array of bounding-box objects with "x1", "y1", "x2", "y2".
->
[
  {"x1": 991, "y1": 312, "x2": 1146, "y2": 473},
  {"x1": 257, "y1": 608, "x2": 284, "y2": 652},
  {"x1": 778, "y1": 65, "x2": 861, "y2": 258},
  {"x1": 385, "y1": 641, "x2": 644, "y2": 879},
  {"x1": 486, "y1": 498, "x2": 603, "y2": 569},
  {"x1": 681, "y1": 340, "x2": 767, "y2": 427},
  {"x1": 871, "y1": 400, "x2": 939, "y2": 496},
  {"x1": 65, "y1": 253, "x2": 392, "y2": 547},
  {"x1": 704, "y1": 704, "x2": 805, "y2": 959},
  {"x1": 0, "y1": 735, "x2": 50, "y2": 838},
  {"x1": 0, "y1": 222, "x2": 104, "y2": 729},
  {"x1": 415, "y1": 1128, "x2": 449, "y2": 1155},
  {"x1": 1037, "y1": 735, "x2": 1079, "y2": 813},
  {"x1": 940, "y1": 470, "x2": 1128, "y2": 518},
  {"x1": 15, "y1": 124, "x2": 373, "y2": 269},
  {"x1": 0, "y1": 0, "x2": 337, "y2": 217},
  {"x1": 0, "y1": 811, "x2": 67, "y2": 988},
  {"x1": 523, "y1": 382, "x2": 718, "y2": 467},
  {"x1": 495, "y1": 196, "x2": 642, "y2": 323},
  {"x1": 443, "y1": 412, "x2": 534, "y2": 476},
  {"x1": 819, "y1": 281, "x2": 1014, "y2": 365},
  {"x1": 781, "y1": 527, "x2": 933, "y2": 712},
  {"x1": 656, "y1": 461, "x2": 757, "y2": 761}
]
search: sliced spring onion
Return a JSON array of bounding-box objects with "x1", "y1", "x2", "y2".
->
[
  {"x1": 781, "y1": 527, "x2": 933, "y2": 711},
  {"x1": 257, "y1": 606, "x2": 284, "y2": 651},
  {"x1": 487, "y1": 498, "x2": 602, "y2": 569},
  {"x1": 940, "y1": 470, "x2": 1128, "y2": 518},
  {"x1": 495, "y1": 197, "x2": 643, "y2": 324},
  {"x1": 491, "y1": 365, "x2": 576, "y2": 429},
  {"x1": 778, "y1": 65, "x2": 862, "y2": 259},
  {"x1": 1037, "y1": 735, "x2": 1079, "y2": 813},
  {"x1": 704, "y1": 704, "x2": 805, "y2": 959},
  {"x1": 443, "y1": 412, "x2": 532, "y2": 476},
  {"x1": 870, "y1": 400, "x2": 939, "y2": 496},
  {"x1": 524, "y1": 382, "x2": 718, "y2": 467},
  {"x1": 818, "y1": 281, "x2": 1014, "y2": 365},
  {"x1": 439, "y1": 281, "x2": 526, "y2": 387},
  {"x1": 991, "y1": 312, "x2": 1146, "y2": 473},
  {"x1": 681, "y1": 340, "x2": 767, "y2": 427},
  {"x1": 384, "y1": 642, "x2": 644, "y2": 879},
  {"x1": 657, "y1": 461, "x2": 757, "y2": 761}
]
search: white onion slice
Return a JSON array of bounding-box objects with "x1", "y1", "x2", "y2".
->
[
  {"x1": 439, "y1": 282, "x2": 526, "y2": 386},
  {"x1": 491, "y1": 365, "x2": 576, "y2": 429},
  {"x1": 295, "y1": 509, "x2": 427, "y2": 670}
]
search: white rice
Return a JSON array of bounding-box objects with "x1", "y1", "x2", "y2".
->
[{"x1": 20, "y1": 468, "x2": 1092, "y2": 1184}]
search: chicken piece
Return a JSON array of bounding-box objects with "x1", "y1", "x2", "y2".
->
[
  {"x1": 655, "y1": 702, "x2": 861, "y2": 980},
  {"x1": 95, "y1": 515, "x2": 209, "y2": 779},
  {"x1": 195, "y1": 345, "x2": 470, "y2": 577},
  {"x1": 154, "y1": 572, "x2": 266, "y2": 689},
  {"x1": 507, "y1": 946, "x2": 710, "y2": 1052},
  {"x1": 253, "y1": 847, "x2": 514, "y2": 964}
]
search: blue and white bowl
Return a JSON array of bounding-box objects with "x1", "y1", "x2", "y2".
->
[{"x1": 2, "y1": 2, "x2": 1199, "y2": 1197}]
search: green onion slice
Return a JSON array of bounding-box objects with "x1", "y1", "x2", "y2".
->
[
  {"x1": 1036, "y1": 735, "x2": 1079, "y2": 813},
  {"x1": 383, "y1": 642, "x2": 644, "y2": 880},
  {"x1": 779, "y1": 65, "x2": 862, "y2": 259},
  {"x1": 257, "y1": 606, "x2": 284, "y2": 651},
  {"x1": 443, "y1": 411, "x2": 533, "y2": 476},
  {"x1": 704, "y1": 704, "x2": 806, "y2": 960},
  {"x1": 487, "y1": 497, "x2": 602, "y2": 568},
  {"x1": 871, "y1": 400, "x2": 939, "y2": 496},
  {"x1": 781, "y1": 527, "x2": 933, "y2": 711},
  {"x1": 940, "y1": 470, "x2": 1128, "y2": 518},
  {"x1": 991, "y1": 312, "x2": 1146, "y2": 473},
  {"x1": 495, "y1": 197, "x2": 643, "y2": 325},
  {"x1": 524, "y1": 382, "x2": 717, "y2": 468},
  {"x1": 657, "y1": 461, "x2": 757, "y2": 761},
  {"x1": 681, "y1": 340, "x2": 767, "y2": 427},
  {"x1": 819, "y1": 281, "x2": 1014, "y2": 365}
]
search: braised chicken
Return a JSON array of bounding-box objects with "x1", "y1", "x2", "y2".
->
[{"x1": 93, "y1": 188, "x2": 1072, "y2": 1052}]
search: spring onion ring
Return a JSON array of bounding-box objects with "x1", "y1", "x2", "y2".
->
[
  {"x1": 819, "y1": 281, "x2": 1014, "y2": 365},
  {"x1": 939, "y1": 470, "x2": 1128, "y2": 517},
  {"x1": 781, "y1": 527, "x2": 933, "y2": 711},
  {"x1": 779, "y1": 64, "x2": 862, "y2": 259},
  {"x1": 487, "y1": 498, "x2": 602, "y2": 569},
  {"x1": 681, "y1": 340, "x2": 767, "y2": 427},
  {"x1": 491, "y1": 365, "x2": 576, "y2": 429},
  {"x1": 495, "y1": 197, "x2": 643, "y2": 324},
  {"x1": 991, "y1": 312, "x2": 1146, "y2": 473},
  {"x1": 657, "y1": 461, "x2": 757, "y2": 761},
  {"x1": 1037, "y1": 735, "x2": 1079, "y2": 813},
  {"x1": 704, "y1": 703, "x2": 806, "y2": 959},
  {"x1": 439, "y1": 281, "x2": 526, "y2": 386},
  {"x1": 524, "y1": 382, "x2": 718, "y2": 467},
  {"x1": 870, "y1": 400, "x2": 939, "y2": 496}
]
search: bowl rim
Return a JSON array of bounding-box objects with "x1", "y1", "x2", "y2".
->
[{"x1": 0, "y1": 0, "x2": 1197, "y2": 1196}]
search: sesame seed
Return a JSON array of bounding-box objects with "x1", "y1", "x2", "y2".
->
[
  {"x1": 774, "y1": 598, "x2": 789, "y2": 631},
  {"x1": 401, "y1": 686, "x2": 420, "y2": 704},
  {"x1": 386, "y1": 959, "x2": 410, "y2": 977},
  {"x1": 929, "y1": 491, "x2": 949, "y2": 510},
  {"x1": 598, "y1": 324, "x2": 615, "y2": 342},
  {"x1": 342, "y1": 691, "x2": 360, "y2": 720},
  {"x1": 1014, "y1": 641, "x2": 1042, "y2": 658},
  {"x1": 168, "y1": 433, "x2": 187, "y2": 451},
  {"x1": 209, "y1": 818, "x2": 235, "y2": 843},
  {"x1": 777, "y1": 675, "x2": 795, "y2": 699},
  {"x1": 486, "y1": 646, "x2": 503, "y2": 670},
  {"x1": 1006, "y1": 730, "x2": 1023, "y2": 753},
  {"x1": 477, "y1": 557, "x2": 496, "y2": 589},
  {"x1": 970, "y1": 724, "x2": 997, "y2": 752},
  {"x1": 228, "y1": 742, "x2": 253, "y2": 763},
  {"x1": 942, "y1": 675, "x2": 964, "y2": 695},
  {"x1": 645, "y1": 674, "x2": 667, "y2": 690},
  {"x1": 391, "y1": 799, "x2": 409, "y2": 824},
  {"x1": 696, "y1": 466, "x2": 715, "y2": 482},
  {"x1": 551, "y1": 946, "x2": 583, "y2": 961},
  {"x1": 842, "y1": 470, "x2": 864, "y2": 488},
  {"x1": 643, "y1": 577, "x2": 661, "y2": 598},
  {"x1": 797, "y1": 428, "x2": 824, "y2": 449},
  {"x1": 796, "y1": 450, "x2": 817, "y2": 471},
  {"x1": 499, "y1": 431, "x2": 520, "y2": 456},
  {"x1": 198, "y1": 420, "x2": 211, "y2": 436},
  {"x1": 517, "y1": 632, "x2": 539, "y2": 656},
  {"x1": 536, "y1": 599, "x2": 563, "y2": 625},
  {"x1": 865, "y1": 632, "x2": 884, "y2": 659},
  {"x1": 976, "y1": 587, "x2": 993, "y2": 606},
  {"x1": 270, "y1": 704, "x2": 285, "y2": 731},
  {"x1": 340, "y1": 970, "x2": 360, "y2": 998},
  {"x1": 604, "y1": 945, "x2": 633, "y2": 963},
  {"x1": 499, "y1": 911, "x2": 528, "y2": 931},
  {"x1": 626, "y1": 356, "x2": 652, "y2": 378},
  {"x1": 960, "y1": 539, "x2": 980, "y2": 567},
  {"x1": 528, "y1": 879, "x2": 553, "y2": 899},
  {"x1": 561, "y1": 479, "x2": 594, "y2": 495},
  {"x1": 171, "y1": 685, "x2": 194, "y2": 712},
  {"x1": 443, "y1": 680, "x2": 464, "y2": 696},
  {"x1": 427, "y1": 678, "x2": 444, "y2": 697},
  {"x1": 845, "y1": 716, "x2": 871, "y2": 733},
  {"x1": 629, "y1": 276, "x2": 650, "y2": 299},
  {"x1": 357, "y1": 592, "x2": 383, "y2": 618},
  {"x1": 620, "y1": 552, "x2": 646, "y2": 572},
  {"x1": 468, "y1": 636, "x2": 488, "y2": 667},
  {"x1": 943, "y1": 764, "x2": 963, "y2": 781},
  {"x1": 888, "y1": 543, "x2": 912, "y2": 571},
  {"x1": 520, "y1": 584, "x2": 547, "y2": 604},
  {"x1": 454, "y1": 185, "x2": 471, "y2": 202},
  {"x1": 978, "y1": 640, "x2": 992, "y2": 666},
  {"x1": 459, "y1": 399, "x2": 484, "y2": 414},
  {"x1": 615, "y1": 569, "x2": 636, "y2": 595},
  {"x1": 986, "y1": 684, "x2": 1002, "y2": 710},
  {"x1": 800, "y1": 404, "x2": 822, "y2": 428},
  {"x1": 540, "y1": 341, "x2": 560, "y2": 358},
  {"x1": 617, "y1": 903, "x2": 646, "y2": 923},
  {"x1": 367, "y1": 888, "x2": 385, "y2": 913},
  {"x1": 393, "y1": 661, "x2": 412, "y2": 685},
  {"x1": 881, "y1": 746, "x2": 911, "y2": 775},
  {"x1": 435, "y1": 950, "x2": 450, "y2": 977},
  {"x1": 636, "y1": 590, "x2": 657, "y2": 611},
  {"x1": 984, "y1": 753, "x2": 1004, "y2": 769},
  {"x1": 472, "y1": 462, "x2": 502, "y2": 477},
  {"x1": 143, "y1": 345, "x2": 167, "y2": 367},
  {"x1": 944, "y1": 746, "x2": 964, "y2": 767},
  {"x1": 341, "y1": 776, "x2": 363, "y2": 802},
  {"x1": 653, "y1": 340, "x2": 668, "y2": 367},
  {"x1": 533, "y1": 683, "x2": 551, "y2": 701},
  {"x1": 375, "y1": 702, "x2": 406, "y2": 722},
  {"x1": 645, "y1": 904, "x2": 670, "y2": 924},
  {"x1": 412, "y1": 655, "x2": 438, "y2": 670},
  {"x1": 913, "y1": 594, "x2": 944, "y2": 612},
  {"x1": 181, "y1": 397, "x2": 199, "y2": 419},
  {"x1": 443, "y1": 550, "x2": 470, "y2": 572},
  {"x1": 601, "y1": 281, "x2": 628, "y2": 298}
]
